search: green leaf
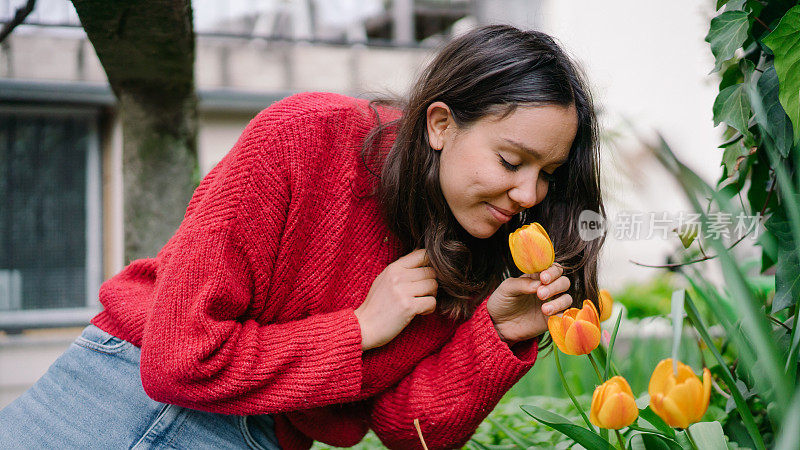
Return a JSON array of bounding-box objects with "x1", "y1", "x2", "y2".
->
[
  {"x1": 775, "y1": 385, "x2": 800, "y2": 450},
  {"x1": 674, "y1": 223, "x2": 699, "y2": 249},
  {"x1": 683, "y1": 292, "x2": 766, "y2": 450},
  {"x1": 765, "y1": 211, "x2": 800, "y2": 313},
  {"x1": 706, "y1": 11, "x2": 750, "y2": 72},
  {"x1": 721, "y1": 141, "x2": 752, "y2": 178},
  {"x1": 638, "y1": 407, "x2": 677, "y2": 439},
  {"x1": 466, "y1": 439, "x2": 491, "y2": 450},
  {"x1": 718, "y1": 62, "x2": 744, "y2": 92},
  {"x1": 746, "y1": 156, "x2": 774, "y2": 217},
  {"x1": 675, "y1": 430, "x2": 693, "y2": 449},
  {"x1": 604, "y1": 309, "x2": 623, "y2": 379},
  {"x1": 520, "y1": 405, "x2": 613, "y2": 450},
  {"x1": 628, "y1": 432, "x2": 683, "y2": 450},
  {"x1": 670, "y1": 290, "x2": 685, "y2": 374},
  {"x1": 487, "y1": 417, "x2": 535, "y2": 449},
  {"x1": 713, "y1": 83, "x2": 752, "y2": 137},
  {"x1": 762, "y1": 6, "x2": 800, "y2": 145},
  {"x1": 687, "y1": 422, "x2": 728, "y2": 450},
  {"x1": 749, "y1": 64, "x2": 795, "y2": 158}
]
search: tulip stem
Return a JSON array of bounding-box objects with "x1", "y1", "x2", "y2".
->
[
  {"x1": 614, "y1": 429, "x2": 626, "y2": 450},
  {"x1": 685, "y1": 428, "x2": 700, "y2": 450},
  {"x1": 554, "y1": 349, "x2": 594, "y2": 431},
  {"x1": 587, "y1": 353, "x2": 604, "y2": 383},
  {"x1": 626, "y1": 425, "x2": 668, "y2": 436}
]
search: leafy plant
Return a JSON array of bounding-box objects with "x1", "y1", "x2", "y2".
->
[{"x1": 636, "y1": 3, "x2": 800, "y2": 448}]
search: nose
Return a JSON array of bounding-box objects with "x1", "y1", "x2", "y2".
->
[{"x1": 508, "y1": 173, "x2": 542, "y2": 209}]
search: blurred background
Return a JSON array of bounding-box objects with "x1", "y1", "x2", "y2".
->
[{"x1": 1, "y1": 0, "x2": 728, "y2": 416}]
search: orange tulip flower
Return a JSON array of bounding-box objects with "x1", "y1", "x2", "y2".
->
[
  {"x1": 598, "y1": 289, "x2": 613, "y2": 322},
  {"x1": 590, "y1": 376, "x2": 639, "y2": 429},
  {"x1": 547, "y1": 299, "x2": 601, "y2": 355},
  {"x1": 509, "y1": 223, "x2": 555, "y2": 274},
  {"x1": 648, "y1": 359, "x2": 712, "y2": 429}
]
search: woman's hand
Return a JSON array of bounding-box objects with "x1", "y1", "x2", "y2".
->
[
  {"x1": 487, "y1": 264, "x2": 573, "y2": 346},
  {"x1": 354, "y1": 248, "x2": 438, "y2": 351}
]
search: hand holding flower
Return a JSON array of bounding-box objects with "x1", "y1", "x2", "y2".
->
[
  {"x1": 489, "y1": 223, "x2": 573, "y2": 345},
  {"x1": 487, "y1": 265, "x2": 574, "y2": 345}
]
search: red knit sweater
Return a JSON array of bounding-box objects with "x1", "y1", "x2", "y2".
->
[{"x1": 91, "y1": 92, "x2": 539, "y2": 450}]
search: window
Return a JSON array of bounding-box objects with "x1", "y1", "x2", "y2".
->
[{"x1": 0, "y1": 107, "x2": 102, "y2": 330}]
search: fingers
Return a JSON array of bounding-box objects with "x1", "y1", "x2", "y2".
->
[
  {"x1": 542, "y1": 293, "x2": 573, "y2": 316},
  {"x1": 520, "y1": 272, "x2": 540, "y2": 281},
  {"x1": 398, "y1": 248, "x2": 430, "y2": 268},
  {"x1": 501, "y1": 276, "x2": 541, "y2": 297},
  {"x1": 538, "y1": 263, "x2": 563, "y2": 284},
  {"x1": 414, "y1": 296, "x2": 437, "y2": 315},
  {"x1": 407, "y1": 266, "x2": 437, "y2": 282},
  {"x1": 410, "y1": 278, "x2": 438, "y2": 297},
  {"x1": 536, "y1": 275, "x2": 570, "y2": 301}
]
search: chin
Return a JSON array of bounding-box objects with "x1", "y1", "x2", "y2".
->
[
  {"x1": 462, "y1": 222, "x2": 498, "y2": 240},
  {"x1": 451, "y1": 208, "x2": 498, "y2": 239}
]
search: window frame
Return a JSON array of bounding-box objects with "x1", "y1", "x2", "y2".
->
[{"x1": 0, "y1": 105, "x2": 103, "y2": 331}]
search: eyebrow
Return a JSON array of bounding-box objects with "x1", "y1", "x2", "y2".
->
[{"x1": 502, "y1": 138, "x2": 569, "y2": 166}]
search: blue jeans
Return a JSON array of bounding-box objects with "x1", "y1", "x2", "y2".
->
[{"x1": 0, "y1": 324, "x2": 281, "y2": 449}]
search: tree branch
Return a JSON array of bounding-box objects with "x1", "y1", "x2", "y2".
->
[
  {"x1": 0, "y1": 0, "x2": 37, "y2": 44},
  {"x1": 630, "y1": 172, "x2": 777, "y2": 269}
]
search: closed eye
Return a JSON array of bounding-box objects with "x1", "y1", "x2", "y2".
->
[{"x1": 498, "y1": 154, "x2": 521, "y2": 172}]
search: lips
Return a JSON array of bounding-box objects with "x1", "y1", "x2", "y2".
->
[
  {"x1": 486, "y1": 203, "x2": 518, "y2": 224},
  {"x1": 489, "y1": 204, "x2": 519, "y2": 216}
]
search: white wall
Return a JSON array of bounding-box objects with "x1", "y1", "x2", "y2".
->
[{"x1": 541, "y1": 0, "x2": 727, "y2": 289}]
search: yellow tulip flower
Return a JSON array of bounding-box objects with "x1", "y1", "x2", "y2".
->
[
  {"x1": 509, "y1": 223, "x2": 555, "y2": 274},
  {"x1": 547, "y1": 299, "x2": 601, "y2": 355},
  {"x1": 590, "y1": 376, "x2": 639, "y2": 429},
  {"x1": 598, "y1": 289, "x2": 613, "y2": 322},
  {"x1": 648, "y1": 359, "x2": 712, "y2": 429}
]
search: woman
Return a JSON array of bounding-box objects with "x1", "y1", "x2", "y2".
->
[{"x1": 0, "y1": 25, "x2": 604, "y2": 449}]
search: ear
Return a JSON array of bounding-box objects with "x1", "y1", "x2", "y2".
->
[{"x1": 426, "y1": 101, "x2": 453, "y2": 151}]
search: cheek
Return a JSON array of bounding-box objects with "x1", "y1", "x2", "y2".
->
[{"x1": 537, "y1": 180, "x2": 550, "y2": 203}]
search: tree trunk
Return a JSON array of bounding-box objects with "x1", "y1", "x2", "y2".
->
[{"x1": 71, "y1": 0, "x2": 197, "y2": 262}]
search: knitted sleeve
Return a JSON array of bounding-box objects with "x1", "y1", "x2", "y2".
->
[
  {"x1": 368, "y1": 296, "x2": 539, "y2": 449},
  {"x1": 138, "y1": 101, "x2": 364, "y2": 416}
]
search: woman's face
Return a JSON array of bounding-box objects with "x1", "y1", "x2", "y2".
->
[{"x1": 426, "y1": 102, "x2": 578, "y2": 239}]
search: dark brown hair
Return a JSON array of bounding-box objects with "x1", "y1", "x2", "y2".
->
[{"x1": 359, "y1": 25, "x2": 606, "y2": 323}]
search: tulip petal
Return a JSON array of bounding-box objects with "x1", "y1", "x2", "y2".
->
[
  {"x1": 523, "y1": 233, "x2": 554, "y2": 272},
  {"x1": 649, "y1": 393, "x2": 667, "y2": 424},
  {"x1": 563, "y1": 307, "x2": 580, "y2": 321},
  {"x1": 700, "y1": 368, "x2": 712, "y2": 422},
  {"x1": 547, "y1": 315, "x2": 568, "y2": 352},
  {"x1": 563, "y1": 319, "x2": 600, "y2": 355},
  {"x1": 509, "y1": 223, "x2": 555, "y2": 273},
  {"x1": 658, "y1": 395, "x2": 691, "y2": 429},
  {"x1": 599, "y1": 289, "x2": 613, "y2": 322},
  {"x1": 597, "y1": 392, "x2": 639, "y2": 429},
  {"x1": 590, "y1": 383, "x2": 605, "y2": 427},
  {"x1": 649, "y1": 359, "x2": 677, "y2": 397},
  {"x1": 608, "y1": 376, "x2": 635, "y2": 397},
  {"x1": 675, "y1": 361, "x2": 697, "y2": 384},
  {"x1": 593, "y1": 379, "x2": 613, "y2": 412},
  {"x1": 532, "y1": 222, "x2": 550, "y2": 241},
  {"x1": 591, "y1": 377, "x2": 638, "y2": 430},
  {"x1": 575, "y1": 299, "x2": 600, "y2": 328},
  {"x1": 667, "y1": 377, "x2": 703, "y2": 424}
]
